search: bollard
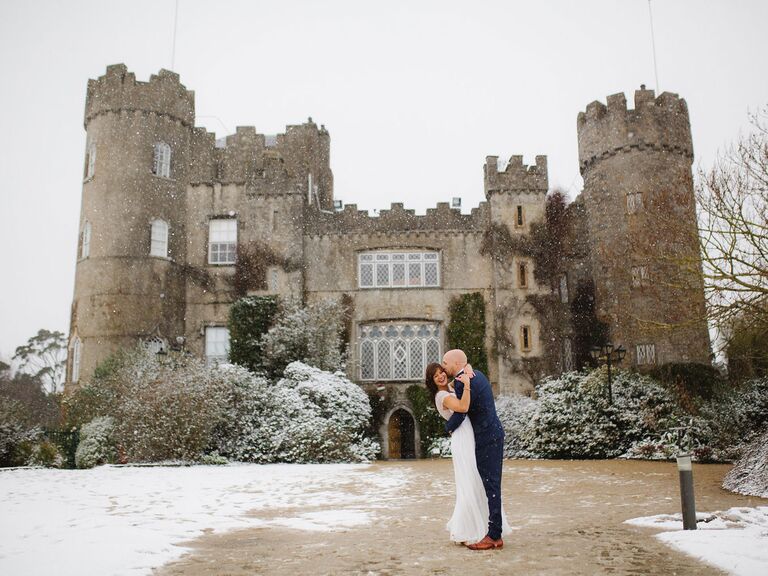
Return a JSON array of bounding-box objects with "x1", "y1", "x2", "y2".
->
[{"x1": 676, "y1": 453, "x2": 697, "y2": 530}]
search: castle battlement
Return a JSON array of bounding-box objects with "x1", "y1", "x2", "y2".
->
[
  {"x1": 85, "y1": 64, "x2": 195, "y2": 128},
  {"x1": 304, "y1": 201, "x2": 490, "y2": 236},
  {"x1": 577, "y1": 86, "x2": 692, "y2": 174},
  {"x1": 484, "y1": 155, "x2": 548, "y2": 197}
]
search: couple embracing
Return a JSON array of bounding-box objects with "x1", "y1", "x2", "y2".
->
[{"x1": 425, "y1": 349, "x2": 512, "y2": 550}]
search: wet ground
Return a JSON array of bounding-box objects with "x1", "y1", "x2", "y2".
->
[{"x1": 156, "y1": 459, "x2": 766, "y2": 576}]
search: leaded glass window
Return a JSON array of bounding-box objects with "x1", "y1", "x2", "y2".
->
[
  {"x1": 359, "y1": 323, "x2": 441, "y2": 381},
  {"x1": 636, "y1": 343, "x2": 656, "y2": 365},
  {"x1": 358, "y1": 251, "x2": 440, "y2": 288}
]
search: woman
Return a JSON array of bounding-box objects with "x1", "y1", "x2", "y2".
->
[{"x1": 425, "y1": 362, "x2": 511, "y2": 545}]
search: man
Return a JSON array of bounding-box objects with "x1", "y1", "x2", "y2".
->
[{"x1": 442, "y1": 349, "x2": 505, "y2": 550}]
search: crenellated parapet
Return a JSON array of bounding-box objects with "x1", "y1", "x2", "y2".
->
[
  {"x1": 484, "y1": 155, "x2": 548, "y2": 198},
  {"x1": 305, "y1": 201, "x2": 490, "y2": 236},
  {"x1": 85, "y1": 64, "x2": 195, "y2": 128},
  {"x1": 577, "y1": 87, "x2": 692, "y2": 174}
]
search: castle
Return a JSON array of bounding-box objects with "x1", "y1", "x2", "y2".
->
[{"x1": 66, "y1": 64, "x2": 711, "y2": 458}]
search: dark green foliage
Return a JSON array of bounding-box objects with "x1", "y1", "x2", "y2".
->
[
  {"x1": 447, "y1": 292, "x2": 488, "y2": 374},
  {"x1": 570, "y1": 279, "x2": 609, "y2": 370},
  {"x1": 650, "y1": 363, "x2": 727, "y2": 412},
  {"x1": 228, "y1": 296, "x2": 279, "y2": 372},
  {"x1": 366, "y1": 389, "x2": 392, "y2": 439},
  {"x1": 726, "y1": 320, "x2": 768, "y2": 384},
  {"x1": 406, "y1": 385, "x2": 446, "y2": 456},
  {"x1": 529, "y1": 190, "x2": 570, "y2": 285}
]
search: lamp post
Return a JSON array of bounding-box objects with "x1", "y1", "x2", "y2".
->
[{"x1": 590, "y1": 343, "x2": 626, "y2": 404}]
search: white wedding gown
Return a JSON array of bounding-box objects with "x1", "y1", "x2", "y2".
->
[{"x1": 435, "y1": 390, "x2": 512, "y2": 544}]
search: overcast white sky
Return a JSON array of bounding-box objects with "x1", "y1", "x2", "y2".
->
[{"x1": 0, "y1": 0, "x2": 766, "y2": 362}]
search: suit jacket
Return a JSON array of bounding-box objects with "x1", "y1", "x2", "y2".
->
[{"x1": 444, "y1": 369, "x2": 504, "y2": 442}]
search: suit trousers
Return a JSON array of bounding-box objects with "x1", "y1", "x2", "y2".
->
[{"x1": 474, "y1": 432, "x2": 504, "y2": 540}]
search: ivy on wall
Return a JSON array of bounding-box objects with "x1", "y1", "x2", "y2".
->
[
  {"x1": 228, "y1": 242, "x2": 300, "y2": 298},
  {"x1": 406, "y1": 385, "x2": 446, "y2": 456},
  {"x1": 570, "y1": 279, "x2": 609, "y2": 370},
  {"x1": 227, "y1": 295, "x2": 279, "y2": 372},
  {"x1": 447, "y1": 292, "x2": 489, "y2": 374}
]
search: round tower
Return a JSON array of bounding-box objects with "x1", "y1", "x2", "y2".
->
[
  {"x1": 67, "y1": 64, "x2": 194, "y2": 386},
  {"x1": 577, "y1": 86, "x2": 710, "y2": 368}
]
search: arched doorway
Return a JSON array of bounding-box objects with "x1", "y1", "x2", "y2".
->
[{"x1": 388, "y1": 408, "x2": 416, "y2": 459}]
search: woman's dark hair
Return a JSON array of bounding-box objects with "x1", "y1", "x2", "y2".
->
[{"x1": 425, "y1": 362, "x2": 444, "y2": 403}]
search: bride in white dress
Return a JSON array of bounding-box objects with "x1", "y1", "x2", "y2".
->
[{"x1": 425, "y1": 362, "x2": 512, "y2": 545}]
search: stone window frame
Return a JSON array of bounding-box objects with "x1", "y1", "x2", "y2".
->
[
  {"x1": 80, "y1": 221, "x2": 92, "y2": 260},
  {"x1": 636, "y1": 343, "x2": 656, "y2": 365},
  {"x1": 205, "y1": 326, "x2": 230, "y2": 366},
  {"x1": 561, "y1": 337, "x2": 573, "y2": 372},
  {"x1": 84, "y1": 140, "x2": 96, "y2": 181},
  {"x1": 631, "y1": 265, "x2": 649, "y2": 288},
  {"x1": 150, "y1": 219, "x2": 169, "y2": 258},
  {"x1": 152, "y1": 142, "x2": 172, "y2": 179},
  {"x1": 358, "y1": 250, "x2": 440, "y2": 289},
  {"x1": 559, "y1": 273, "x2": 569, "y2": 303},
  {"x1": 71, "y1": 337, "x2": 82, "y2": 383},
  {"x1": 626, "y1": 191, "x2": 644, "y2": 214},
  {"x1": 515, "y1": 205, "x2": 525, "y2": 228},
  {"x1": 359, "y1": 322, "x2": 441, "y2": 382},
  {"x1": 520, "y1": 325, "x2": 532, "y2": 352},
  {"x1": 208, "y1": 218, "x2": 238, "y2": 265},
  {"x1": 518, "y1": 261, "x2": 528, "y2": 289}
]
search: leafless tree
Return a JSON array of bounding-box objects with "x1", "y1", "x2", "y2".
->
[{"x1": 697, "y1": 106, "x2": 768, "y2": 354}]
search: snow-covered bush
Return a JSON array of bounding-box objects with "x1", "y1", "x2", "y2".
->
[
  {"x1": 0, "y1": 396, "x2": 41, "y2": 467},
  {"x1": 527, "y1": 370, "x2": 681, "y2": 459},
  {"x1": 78, "y1": 348, "x2": 232, "y2": 463},
  {"x1": 428, "y1": 436, "x2": 452, "y2": 458},
  {"x1": 495, "y1": 394, "x2": 538, "y2": 458},
  {"x1": 215, "y1": 362, "x2": 378, "y2": 463},
  {"x1": 259, "y1": 299, "x2": 346, "y2": 378},
  {"x1": 695, "y1": 376, "x2": 768, "y2": 459},
  {"x1": 28, "y1": 439, "x2": 64, "y2": 468},
  {"x1": 75, "y1": 416, "x2": 117, "y2": 469},
  {"x1": 722, "y1": 426, "x2": 768, "y2": 498}
]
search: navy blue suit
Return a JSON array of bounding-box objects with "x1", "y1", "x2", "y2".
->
[{"x1": 445, "y1": 369, "x2": 505, "y2": 540}]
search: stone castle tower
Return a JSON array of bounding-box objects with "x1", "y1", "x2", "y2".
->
[
  {"x1": 577, "y1": 86, "x2": 710, "y2": 366},
  {"x1": 67, "y1": 65, "x2": 711, "y2": 457}
]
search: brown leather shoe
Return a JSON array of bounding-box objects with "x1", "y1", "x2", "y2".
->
[{"x1": 467, "y1": 535, "x2": 503, "y2": 550}]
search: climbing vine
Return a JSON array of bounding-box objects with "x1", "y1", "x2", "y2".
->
[
  {"x1": 227, "y1": 242, "x2": 301, "y2": 298},
  {"x1": 406, "y1": 385, "x2": 446, "y2": 456},
  {"x1": 447, "y1": 292, "x2": 488, "y2": 374},
  {"x1": 227, "y1": 295, "x2": 279, "y2": 372}
]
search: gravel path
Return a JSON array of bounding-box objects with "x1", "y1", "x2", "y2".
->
[{"x1": 156, "y1": 460, "x2": 766, "y2": 575}]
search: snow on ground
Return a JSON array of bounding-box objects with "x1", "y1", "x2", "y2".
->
[
  {"x1": 0, "y1": 463, "x2": 408, "y2": 576},
  {"x1": 626, "y1": 507, "x2": 768, "y2": 576}
]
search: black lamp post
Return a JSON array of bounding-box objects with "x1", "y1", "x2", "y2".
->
[{"x1": 590, "y1": 343, "x2": 626, "y2": 404}]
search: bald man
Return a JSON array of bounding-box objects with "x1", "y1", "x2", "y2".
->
[{"x1": 442, "y1": 349, "x2": 505, "y2": 550}]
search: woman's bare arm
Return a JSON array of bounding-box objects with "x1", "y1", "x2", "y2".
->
[{"x1": 442, "y1": 373, "x2": 471, "y2": 413}]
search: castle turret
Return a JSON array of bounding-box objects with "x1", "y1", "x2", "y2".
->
[
  {"x1": 67, "y1": 64, "x2": 194, "y2": 385},
  {"x1": 484, "y1": 155, "x2": 549, "y2": 394},
  {"x1": 577, "y1": 87, "x2": 710, "y2": 367}
]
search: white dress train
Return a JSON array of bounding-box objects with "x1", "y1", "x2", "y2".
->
[{"x1": 435, "y1": 390, "x2": 512, "y2": 544}]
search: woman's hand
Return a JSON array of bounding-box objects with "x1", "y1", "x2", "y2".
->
[
  {"x1": 457, "y1": 372, "x2": 471, "y2": 388},
  {"x1": 464, "y1": 363, "x2": 475, "y2": 379}
]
